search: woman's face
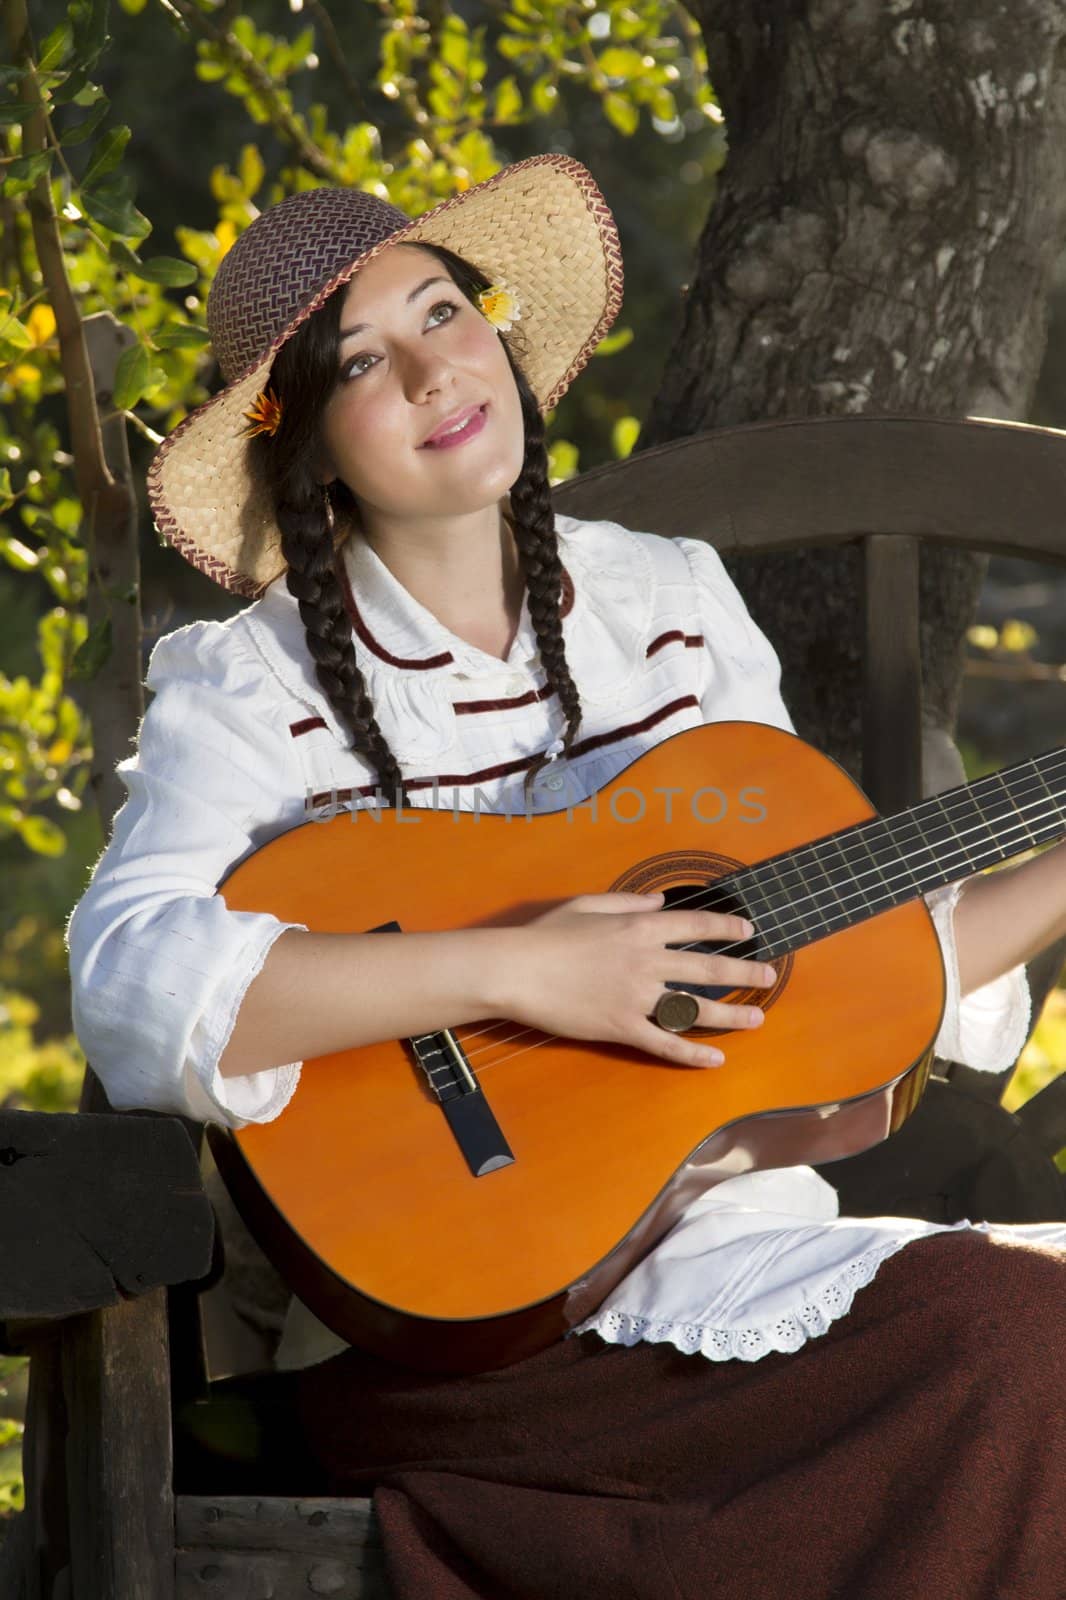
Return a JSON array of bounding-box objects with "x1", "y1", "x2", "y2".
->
[{"x1": 317, "y1": 244, "x2": 526, "y2": 526}]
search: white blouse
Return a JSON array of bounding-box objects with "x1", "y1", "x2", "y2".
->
[{"x1": 65, "y1": 512, "x2": 1058, "y2": 1373}]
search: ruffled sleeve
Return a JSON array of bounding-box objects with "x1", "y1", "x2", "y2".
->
[
  {"x1": 673, "y1": 536, "x2": 797, "y2": 735},
  {"x1": 64, "y1": 617, "x2": 311, "y2": 1130},
  {"x1": 924, "y1": 879, "x2": 1032, "y2": 1074}
]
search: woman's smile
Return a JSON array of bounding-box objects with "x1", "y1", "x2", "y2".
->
[{"x1": 419, "y1": 402, "x2": 489, "y2": 450}]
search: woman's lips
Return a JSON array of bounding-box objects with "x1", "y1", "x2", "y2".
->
[{"x1": 420, "y1": 404, "x2": 488, "y2": 450}]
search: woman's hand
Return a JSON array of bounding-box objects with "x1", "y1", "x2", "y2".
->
[{"x1": 497, "y1": 890, "x2": 775, "y2": 1069}]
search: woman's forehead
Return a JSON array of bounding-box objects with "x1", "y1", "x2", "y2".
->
[{"x1": 339, "y1": 243, "x2": 442, "y2": 317}]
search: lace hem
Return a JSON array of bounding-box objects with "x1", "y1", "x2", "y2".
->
[{"x1": 571, "y1": 1238, "x2": 918, "y2": 1363}]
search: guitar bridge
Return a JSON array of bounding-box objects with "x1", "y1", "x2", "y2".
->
[
  {"x1": 411, "y1": 1029, "x2": 515, "y2": 1179},
  {"x1": 368, "y1": 914, "x2": 514, "y2": 1180}
]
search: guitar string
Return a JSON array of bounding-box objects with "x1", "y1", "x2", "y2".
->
[
  {"x1": 412, "y1": 758, "x2": 1066, "y2": 1083},
  {"x1": 430, "y1": 762, "x2": 1066, "y2": 1077}
]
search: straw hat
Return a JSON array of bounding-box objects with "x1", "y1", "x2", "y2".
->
[{"x1": 146, "y1": 155, "x2": 624, "y2": 599}]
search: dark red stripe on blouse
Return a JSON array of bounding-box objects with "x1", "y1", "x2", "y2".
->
[
  {"x1": 454, "y1": 683, "x2": 556, "y2": 715},
  {"x1": 290, "y1": 716, "x2": 328, "y2": 737},
  {"x1": 646, "y1": 630, "x2": 705, "y2": 658},
  {"x1": 331, "y1": 545, "x2": 575, "y2": 670},
  {"x1": 304, "y1": 693, "x2": 699, "y2": 807}
]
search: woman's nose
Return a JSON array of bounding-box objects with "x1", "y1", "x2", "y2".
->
[{"x1": 400, "y1": 343, "x2": 452, "y2": 404}]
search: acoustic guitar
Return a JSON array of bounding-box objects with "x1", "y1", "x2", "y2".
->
[{"x1": 208, "y1": 720, "x2": 1066, "y2": 1373}]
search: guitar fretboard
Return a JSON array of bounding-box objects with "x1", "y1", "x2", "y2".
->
[{"x1": 723, "y1": 745, "x2": 1066, "y2": 960}]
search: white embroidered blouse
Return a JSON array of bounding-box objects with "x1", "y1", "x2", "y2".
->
[{"x1": 65, "y1": 513, "x2": 1056, "y2": 1373}]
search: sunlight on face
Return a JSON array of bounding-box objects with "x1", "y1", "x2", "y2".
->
[{"x1": 318, "y1": 244, "x2": 526, "y2": 527}]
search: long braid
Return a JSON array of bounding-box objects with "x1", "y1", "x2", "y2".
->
[
  {"x1": 257, "y1": 240, "x2": 582, "y2": 816},
  {"x1": 274, "y1": 480, "x2": 408, "y2": 808},
  {"x1": 507, "y1": 383, "x2": 583, "y2": 803}
]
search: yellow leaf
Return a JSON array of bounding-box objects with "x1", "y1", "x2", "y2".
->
[
  {"x1": 26, "y1": 304, "x2": 56, "y2": 346},
  {"x1": 215, "y1": 219, "x2": 237, "y2": 259}
]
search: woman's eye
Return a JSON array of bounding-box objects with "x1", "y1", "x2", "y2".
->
[{"x1": 340, "y1": 297, "x2": 457, "y2": 380}]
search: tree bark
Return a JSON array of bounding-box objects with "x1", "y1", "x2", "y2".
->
[{"x1": 644, "y1": 0, "x2": 1066, "y2": 781}]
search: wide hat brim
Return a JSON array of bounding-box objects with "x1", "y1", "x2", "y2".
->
[{"x1": 147, "y1": 155, "x2": 624, "y2": 599}]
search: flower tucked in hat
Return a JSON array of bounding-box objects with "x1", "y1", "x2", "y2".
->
[
  {"x1": 476, "y1": 282, "x2": 521, "y2": 332},
  {"x1": 241, "y1": 387, "x2": 283, "y2": 439},
  {"x1": 147, "y1": 155, "x2": 624, "y2": 599}
]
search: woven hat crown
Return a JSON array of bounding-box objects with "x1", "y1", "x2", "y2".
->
[{"x1": 208, "y1": 187, "x2": 411, "y2": 385}]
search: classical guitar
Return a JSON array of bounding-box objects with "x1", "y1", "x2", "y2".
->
[{"x1": 207, "y1": 720, "x2": 1066, "y2": 1373}]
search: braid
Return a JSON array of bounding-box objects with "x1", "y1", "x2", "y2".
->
[
  {"x1": 507, "y1": 384, "x2": 583, "y2": 803},
  {"x1": 275, "y1": 484, "x2": 408, "y2": 809},
  {"x1": 255, "y1": 239, "x2": 584, "y2": 817}
]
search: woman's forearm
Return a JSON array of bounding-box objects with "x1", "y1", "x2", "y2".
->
[
  {"x1": 953, "y1": 837, "x2": 1066, "y2": 996},
  {"x1": 218, "y1": 925, "x2": 517, "y2": 1078}
]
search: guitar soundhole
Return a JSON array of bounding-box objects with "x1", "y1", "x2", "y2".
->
[{"x1": 610, "y1": 854, "x2": 790, "y2": 1030}]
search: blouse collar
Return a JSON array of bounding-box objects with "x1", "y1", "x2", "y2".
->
[{"x1": 332, "y1": 518, "x2": 577, "y2": 679}]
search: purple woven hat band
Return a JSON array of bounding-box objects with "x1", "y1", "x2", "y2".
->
[{"x1": 208, "y1": 188, "x2": 411, "y2": 385}]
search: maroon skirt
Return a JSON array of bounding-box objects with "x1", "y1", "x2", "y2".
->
[{"x1": 293, "y1": 1229, "x2": 1066, "y2": 1599}]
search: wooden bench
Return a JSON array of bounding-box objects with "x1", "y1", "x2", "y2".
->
[{"x1": 3, "y1": 413, "x2": 1065, "y2": 1599}]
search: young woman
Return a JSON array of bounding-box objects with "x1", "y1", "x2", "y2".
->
[{"x1": 66, "y1": 156, "x2": 1066, "y2": 1597}]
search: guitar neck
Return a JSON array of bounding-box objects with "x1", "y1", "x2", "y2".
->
[{"x1": 725, "y1": 744, "x2": 1066, "y2": 961}]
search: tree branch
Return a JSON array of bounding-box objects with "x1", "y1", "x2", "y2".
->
[{"x1": 160, "y1": 0, "x2": 344, "y2": 183}]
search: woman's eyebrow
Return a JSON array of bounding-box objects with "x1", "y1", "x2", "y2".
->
[{"x1": 338, "y1": 276, "x2": 452, "y2": 343}]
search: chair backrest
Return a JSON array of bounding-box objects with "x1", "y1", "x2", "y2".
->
[{"x1": 555, "y1": 412, "x2": 1066, "y2": 816}]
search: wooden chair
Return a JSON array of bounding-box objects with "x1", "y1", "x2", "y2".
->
[{"x1": 2, "y1": 414, "x2": 1065, "y2": 1599}]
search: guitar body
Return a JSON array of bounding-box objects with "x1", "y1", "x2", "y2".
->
[{"x1": 209, "y1": 721, "x2": 945, "y2": 1373}]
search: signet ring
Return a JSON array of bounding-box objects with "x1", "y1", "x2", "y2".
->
[{"x1": 653, "y1": 990, "x2": 701, "y2": 1033}]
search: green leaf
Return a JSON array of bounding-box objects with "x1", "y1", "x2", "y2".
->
[
  {"x1": 69, "y1": 615, "x2": 111, "y2": 680},
  {"x1": 125, "y1": 255, "x2": 197, "y2": 287},
  {"x1": 59, "y1": 96, "x2": 110, "y2": 145},
  {"x1": 51, "y1": 63, "x2": 94, "y2": 103},
  {"x1": 70, "y1": 0, "x2": 110, "y2": 60},
  {"x1": 0, "y1": 315, "x2": 33, "y2": 352},
  {"x1": 118, "y1": 0, "x2": 147, "y2": 13},
  {"x1": 598, "y1": 47, "x2": 645, "y2": 80},
  {"x1": 17, "y1": 815, "x2": 66, "y2": 857},
  {"x1": 492, "y1": 75, "x2": 522, "y2": 123},
  {"x1": 611, "y1": 416, "x2": 641, "y2": 458},
  {"x1": 237, "y1": 142, "x2": 264, "y2": 198},
  {"x1": 2, "y1": 151, "x2": 53, "y2": 196},
  {"x1": 107, "y1": 237, "x2": 141, "y2": 270},
  {"x1": 0, "y1": 535, "x2": 39, "y2": 571},
  {"x1": 530, "y1": 75, "x2": 557, "y2": 115},
  {"x1": 0, "y1": 103, "x2": 39, "y2": 126},
  {"x1": 37, "y1": 22, "x2": 74, "y2": 71},
  {"x1": 81, "y1": 124, "x2": 130, "y2": 186},
  {"x1": 593, "y1": 326, "x2": 634, "y2": 357},
  {"x1": 111, "y1": 342, "x2": 149, "y2": 410},
  {"x1": 153, "y1": 322, "x2": 210, "y2": 349},
  {"x1": 80, "y1": 171, "x2": 150, "y2": 238},
  {"x1": 603, "y1": 92, "x2": 639, "y2": 135}
]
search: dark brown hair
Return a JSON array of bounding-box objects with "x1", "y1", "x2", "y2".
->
[{"x1": 250, "y1": 243, "x2": 582, "y2": 808}]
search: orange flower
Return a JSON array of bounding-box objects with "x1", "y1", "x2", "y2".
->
[{"x1": 241, "y1": 386, "x2": 283, "y2": 438}]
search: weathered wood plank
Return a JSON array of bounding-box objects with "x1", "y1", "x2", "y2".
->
[
  {"x1": 0, "y1": 1110, "x2": 215, "y2": 1322},
  {"x1": 553, "y1": 414, "x2": 1066, "y2": 567},
  {"x1": 176, "y1": 1497, "x2": 389, "y2": 1599},
  {"x1": 61, "y1": 1294, "x2": 176, "y2": 1600}
]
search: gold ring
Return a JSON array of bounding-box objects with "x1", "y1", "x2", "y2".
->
[{"x1": 653, "y1": 990, "x2": 700, "y2": 1033}]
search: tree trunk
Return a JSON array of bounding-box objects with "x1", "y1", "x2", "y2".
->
[{"x1": 644, "y1": 0, "x2": 1066, "y2": 781}]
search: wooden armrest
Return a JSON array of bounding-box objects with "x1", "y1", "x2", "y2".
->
[{"x1": 0, "y1": 1108, "x2": 215, "y2": 1331}]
